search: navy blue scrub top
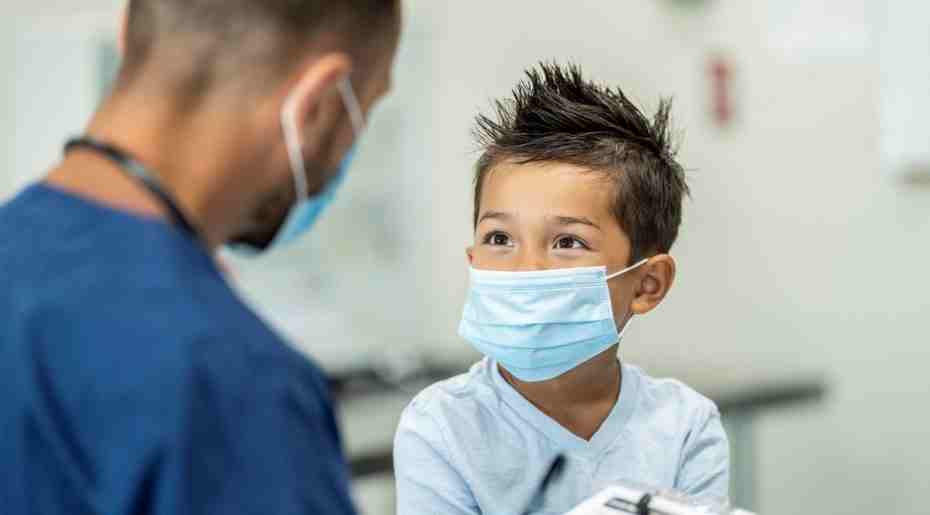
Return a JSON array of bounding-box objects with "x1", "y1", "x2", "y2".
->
[{"x1": 0, "y1": 184, "x2": 357, "y2": 515}]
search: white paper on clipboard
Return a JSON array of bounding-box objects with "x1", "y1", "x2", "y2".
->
[
  {"x1": 564, "y1": 484, "x2": 755, "y2": 515},
  {"x1": 767, "y1": 0, "x2": 870, "y2": 61}
]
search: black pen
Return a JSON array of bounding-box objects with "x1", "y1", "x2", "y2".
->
[{"x1": 517, "y1": 454, "x2": 565, "y2": 515}]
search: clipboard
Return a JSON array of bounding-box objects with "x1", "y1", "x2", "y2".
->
[{"x1": 564, "y1": 483, "x2": 756, "y2": 515}]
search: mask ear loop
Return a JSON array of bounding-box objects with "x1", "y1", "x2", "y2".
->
[
  {"x1": 608, "y1": 258, "x2": 650, "y2": 339},
  {"x1": 281, "y1": 77, "x2": 364, "y2": 206},
  {"x1": 281, "y1": 93, "x2": 309, "y2": 203},
  {"x1": 606, "y1": 258, "x2": 649, "y2": 281},
  {"x1": 337, "y1": 78, "x2": 365, "y2": 135}
]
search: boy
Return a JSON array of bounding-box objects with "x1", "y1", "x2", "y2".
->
[{"x1": 394, "y1": 63, "x2": 729, "y2": 515}]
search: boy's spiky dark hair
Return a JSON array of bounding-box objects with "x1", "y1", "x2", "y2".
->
[{"x1": 474, "y1": 62, "x2": 689, "y2": 263}]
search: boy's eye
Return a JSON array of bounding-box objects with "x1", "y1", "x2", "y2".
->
[
  {"x1": 554, "y1": 236, "x2": 588, "y2": 250},
  {"x1": 484, "y1": 232, "x2": 514, "y2": 247}
]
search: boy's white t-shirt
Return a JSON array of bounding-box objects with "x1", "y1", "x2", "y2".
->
[{"x1": 393, "y1": 358, "x2": 730, "y2": 515}]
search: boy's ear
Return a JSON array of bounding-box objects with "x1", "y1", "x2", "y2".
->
[
  {"x1": 466, "y1": 246, "x2": 474, "y2": 265},
  {"x1": 631, "y1": 254, "x2": 676, "y2": 315}
]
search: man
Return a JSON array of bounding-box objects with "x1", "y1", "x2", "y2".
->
[{"x1": 0, "y1": 1, "x2": 400, "y2": 514}]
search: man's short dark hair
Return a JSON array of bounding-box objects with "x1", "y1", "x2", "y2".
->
[
  {"x1": 121, "y1": 0, "x2": 398, "y2": 97},
  {"x1": 474, "y1": 62, "x2": 689, "y2": 264}
]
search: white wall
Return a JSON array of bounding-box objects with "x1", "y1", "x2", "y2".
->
[
  {"x1": 0, "y1": 23, "x2": 14, "y2": 196},
  {"x1": 0, "y1": 3, "x2": 122, "y2": 198}
]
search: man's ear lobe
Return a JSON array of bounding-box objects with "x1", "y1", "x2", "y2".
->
[{"x1": 466, "y1": 246, "x2": 474, "y2": 265}]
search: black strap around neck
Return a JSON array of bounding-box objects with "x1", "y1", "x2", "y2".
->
[{"x1": 64, "y1": 137, "x2": 202, "y2": 242}]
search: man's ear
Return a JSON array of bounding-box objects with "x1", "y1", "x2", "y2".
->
[
  {"x1": 286, "y1": 53, "x2": 353, "y2": 137},
  {"x1": 631, "y1": 254, "x2": 676, "y2": 315},
  {"x1": 466, "y1": 246, "x2": 474, "y2": 265}
]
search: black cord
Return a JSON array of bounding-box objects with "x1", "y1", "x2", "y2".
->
[
  {"x1": 636, "y1": 493, "x2": 653, "y2": 515},
  {"x1": 518, "y1": 454, "x2": 565, "y2": 515},
  {"x1": 64, "y1": 137, "x2": 202, "y2": 242}
]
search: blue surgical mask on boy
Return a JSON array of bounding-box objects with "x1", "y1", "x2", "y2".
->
[
  {"x1": 230, "y1": 78, "x2": 365, "y2": 256},
  {"x1": 458, "y1": 259, "x2": 648, "y2": 382}
]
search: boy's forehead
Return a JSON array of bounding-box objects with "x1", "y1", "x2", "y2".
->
[{"x1": 480, "y1": 161, "x2": 615, "y2": 221}]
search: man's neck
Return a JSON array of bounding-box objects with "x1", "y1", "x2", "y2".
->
[
  {"x1": 499, "y1": 345, "x2": 622, "y2": 441},
  {"x1": 45, "y1": 90, "x2": 262, "y2": 251},
  {"x1": 47, "y1": 151, "x2": 169, "y2": 222}
]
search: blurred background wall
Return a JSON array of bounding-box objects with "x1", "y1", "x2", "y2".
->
[{"x1": 1, "y1": 1, "x2": 928, "y2": 514}]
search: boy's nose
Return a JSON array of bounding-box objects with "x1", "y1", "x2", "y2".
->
[{"x1": 515, "y1": 250, "x2": 551, "y2": 271}]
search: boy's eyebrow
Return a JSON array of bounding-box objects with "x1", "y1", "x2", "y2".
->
[
  {"x1": 477, "y1": 210, "x2": 514, "y2": 224},
  {"x1": 549, "y1": 215, "x2": 601, "y2": 229}
]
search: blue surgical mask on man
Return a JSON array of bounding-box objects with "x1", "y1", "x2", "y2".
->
[
  {"x1": 230, "y1": 78, "x2": 365, "y2": 256},
  {"x1": 458, "y1": 259, "x2": 648, "y2": 382}
]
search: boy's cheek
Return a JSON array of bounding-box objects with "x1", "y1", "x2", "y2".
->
[
  {"x1": 471, "y1": 253, "x2": 517, "y2": 271},
  {"x1": 608, "y1": 286, "x2": 636, "y2": 326},
  {"x1": 468, "y1": 250, "x2": 503, "y2": 271}
]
